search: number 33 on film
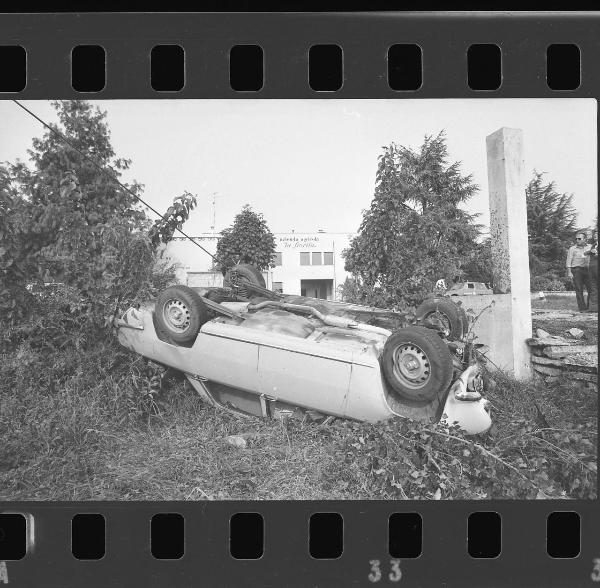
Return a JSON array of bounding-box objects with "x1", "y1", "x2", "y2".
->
[{"x1": 368, "y1": 559, "x2": 402, "y2": 583}]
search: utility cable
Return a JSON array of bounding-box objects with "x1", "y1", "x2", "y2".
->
[{"x1": 12, "y1": 99, "x2": 217, "y2": 261}]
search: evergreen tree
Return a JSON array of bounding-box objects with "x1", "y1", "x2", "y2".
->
[
  {"x1": 343, "y1": 131, "x2": 483, "y2": 307},
  {"x1": 526, "y1": 171, "x2": 577, "y2": 278}
]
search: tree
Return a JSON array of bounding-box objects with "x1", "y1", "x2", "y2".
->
[
  {"x1": 343, "y1": 131, "x2": 483, "y2": 307},
  {"x1": 214, "y1": 205, "x2": 276, "y2": 273},
  {"x1": 0, "y1": 163, "x2": 33, "y2": 323},
  {"x1": 526, "y1": 171, "x2": 577, "y2": 279},
  {"x1": 10, "y1": 101, "x2": 148, "y2": 289},
  {"x1": 1, "y1": 100, "x2": 196, "y2": 334}
]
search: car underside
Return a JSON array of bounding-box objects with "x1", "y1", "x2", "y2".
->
[{"x1": 113, "y1": 264, "x2": 492, "y2": 435}]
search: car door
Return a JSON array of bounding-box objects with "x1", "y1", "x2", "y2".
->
[{"x1": 257, "y1": 341, "x2": 352, "y2": 417}]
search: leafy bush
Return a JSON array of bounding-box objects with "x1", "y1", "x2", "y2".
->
[
  {"x1": 319, "y1": 371, "x2": 596, "y2": 500},
  {"x1": 0, "y1": 340, "x2": 165, "y2": 473},
  {"x1": 531, "y1": 274, "x2": 568, "y2": 292},
  {"x1": 530, "y1": 276, "x2": 553, "y2": 292},
  {"x1": 547, "y1": 279, "x2": 566, "y2": 292}
]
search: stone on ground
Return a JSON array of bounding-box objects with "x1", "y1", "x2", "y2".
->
[{"x1": 566, "y1": 327, "x2": 584, "y2": 339}]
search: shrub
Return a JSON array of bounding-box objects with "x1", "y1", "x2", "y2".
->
[
  {"x1": 547, "y1": 279, "x2": 566, "y2": 292},
  {"x1": 530, "y1": 276, "x2": 553, "y2": 292},
  {"x1": 319, "y1": 371, "x2": 596, "y2": 500}
]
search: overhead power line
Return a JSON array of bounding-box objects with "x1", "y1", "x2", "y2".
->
[{"x1": 12, "y1": 99, "x2": 217, "y2": 261}]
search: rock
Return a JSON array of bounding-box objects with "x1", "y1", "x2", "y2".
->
[
  {"x1": 566, "y1": 328, "x2": 584, "y2": 339},
  {"x1": 527, "y1": 336, "x2": 569, "y2": 346},
  {"x1": 544, "y1": 345, "x2": 598, "y2": 358},
  {"x1": 530, "y1": 355, "x2": 564, "y2": 367},
  {"x1": 544, "y1": 376, "x2": 561, "y2": 384},
  {"x1": 536, "y1": 328, "x2": 551, "y2": 338},
  {"x1": 225, "y1": 435, "x2": 247, "y2": 449},
  {"x1": 533, "y1": 365, "x2": 563, "y2": 376},
  {"x1": 563, "y1": 355, "x2": 598, "y2": 374}
]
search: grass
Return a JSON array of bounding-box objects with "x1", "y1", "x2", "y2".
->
[
  {"x1": 0, "y1": 342, "x2": 347, "y2": 500},
  {"x1": 531, "y1": 294, "x2": 580, "y2": 312},
  {"x1": 0, "y1": 292, "x2": 596, "y2": 500},
  {"x1": 1, "y1": 337, "x2": 596, "y2": 500}
]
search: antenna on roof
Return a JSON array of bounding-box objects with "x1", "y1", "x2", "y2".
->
[{"x1": 210, "y1": 192, "x2": 218, "y2": 232}]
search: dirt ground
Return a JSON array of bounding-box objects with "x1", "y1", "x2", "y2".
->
[{"x1": 531, "y1": 295, "x2": 598, "y2": 344}]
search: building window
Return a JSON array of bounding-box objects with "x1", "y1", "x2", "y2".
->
[
  {"x1": 274, "y1": 252, "x2": 282, "y2": 266},
  {"x1": 272, "y1": 281, "x2": 283, "y2": 293},
  {"x1": 323, "y1": 252, "x2": 334, "y2": 265},
  {"x1": 300, "y1": 252, "x2": 310, "y2": 265},
  {"x1": 312, "y1": 252, "x2": 322, "y2": 265}
]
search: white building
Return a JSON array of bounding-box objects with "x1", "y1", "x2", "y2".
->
[{"x1": 164, "y1": 231, "x2": 355, "y2": 301}]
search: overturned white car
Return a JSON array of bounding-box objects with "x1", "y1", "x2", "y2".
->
[{"x1": 114, "y1": 264, "x2": 492, "y2": 434}]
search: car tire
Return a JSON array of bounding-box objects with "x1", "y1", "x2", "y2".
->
[
  {"x1": 381, "y1": 326, "x2": 453, "y2": 402},
  {"x1": 224, "y1": 263, "x2": 266, "y2": 290},
  {"x1": 155, "y1": 285, "x2": 209, "y2": 345},
  {"x1": 415, "y1": 297, "x2": 467, "y2": 340}
]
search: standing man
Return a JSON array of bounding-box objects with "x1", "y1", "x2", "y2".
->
[
  {"x1": 585, "y1": 229, "x2": 598, "y2": 312},
  {"x1": 566, "y1": 231, "x2": 592, "y2": 312}
]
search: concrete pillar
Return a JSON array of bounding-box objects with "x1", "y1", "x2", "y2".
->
[{"x1": 485, "y1": 128, "x2": 532, "y2": 379}]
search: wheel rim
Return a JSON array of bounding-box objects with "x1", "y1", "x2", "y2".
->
[
  {"x1": 392, "y1": 343, "x2": 432, "y2": 389},
  {"x1": 162, "y1": 298, "x2": 191, "y2": 333},
  {"x1": 425, "y1": 310, "x2": 452, "y2": 337}
]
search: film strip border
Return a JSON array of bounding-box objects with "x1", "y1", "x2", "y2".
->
[
  {"x1": 1, "y1": 502, "x2": 599, "y2": 586},
  {"x1": 0, "y1": 41, "x2": 583, "y2": 94},
  {"x1": 0, "y1": 12, "x2": 598, "y2": 98},
  {"x1": 1, "y1": 11, "x2": 599, "y2": 588}
]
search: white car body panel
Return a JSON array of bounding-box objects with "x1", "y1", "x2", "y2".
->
[{"x1": 115, "y1": 304, "x2": 492, "y2": 434}]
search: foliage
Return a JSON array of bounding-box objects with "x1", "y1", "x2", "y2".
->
[
  {"x1": 1, "y1": 341, "x2": 595, "y2": 499},
  {"x1": 526, "y1": 171, "x2": 578, "y2": 278},
  {"x1": 2, "y1": 101, "x2": 145, "y2": 325},
  {"x1": 461, "y1": 238, "x2": 494, "y2": 286},
  {"x1": 0, "y1": 164, "x2": 33, "y2": 323},
  {"x1": 530, "y1": 275, "x2": 566, "y2": 292},
  {"x1": 547, "y1": 279, "x2": 566, "y2": 292},
  {"x1": 321, "y1": 372, "x2": 596, "y2": 500},
  {"x1": 214, "y1": 204, "x2": 276, "y2": 273},
  {"x1": 1, "y1": 100, "x2": 195, "y2": 338},
  {"x1": 343, "y1": 132, "x2": 483, "y2": 306},
  {"x1": 148, "y1": 191, "x2": 198, "y2": 247}
]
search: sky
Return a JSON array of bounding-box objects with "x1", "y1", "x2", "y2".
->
[{"x1": 1, "y1": 99, "x2": 597, "y2": 236}]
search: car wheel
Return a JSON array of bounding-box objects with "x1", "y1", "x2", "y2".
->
[
  {"x1": 382, "y1": 326, "x2": 453, "y2": 402},
  {"x1": 224, "y1": 263, "x2": 266, "y2": 295},
  {"x1": 415, "y1": 297, "x2": 467, "y2": 340},
  {"x1": 155, "y1": 285, "x2": 209, "y2": 345}
]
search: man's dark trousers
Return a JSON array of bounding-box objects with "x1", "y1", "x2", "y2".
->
[
  {"x1": 572, "y1": 266, "x2": 592, "y2": 311},
  {"x1": 589, "y1": 257, "x2": 598, "y2": 311}
]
